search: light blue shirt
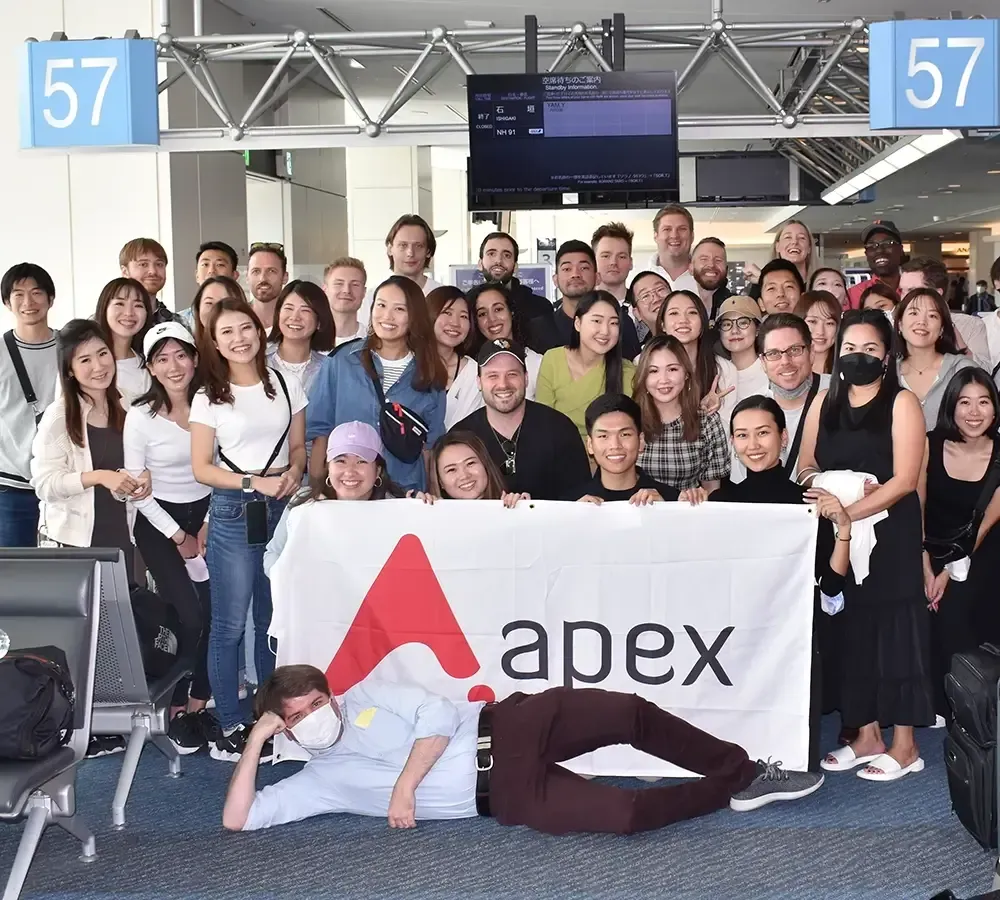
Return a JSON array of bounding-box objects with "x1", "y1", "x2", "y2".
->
[{"x1": 243, "y1": 681, "x2": 484, "y2": 830}]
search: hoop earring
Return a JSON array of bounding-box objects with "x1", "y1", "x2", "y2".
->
[
  {"x1": 325, "y1": 476, "x2": 333, "y2": 487},
  {"x1": 374, "y1": 475, "x2": 383, "y2": 487}
]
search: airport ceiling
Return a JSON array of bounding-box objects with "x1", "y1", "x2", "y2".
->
[{"x1": 218, "y1": 1, "x2": 1000, "y2": 238}]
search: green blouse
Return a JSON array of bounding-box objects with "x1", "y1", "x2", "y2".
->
[{"x1": 535, "y1": 346, "x2": 636, "y2": 442}]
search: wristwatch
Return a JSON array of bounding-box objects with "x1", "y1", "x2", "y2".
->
[{"x1": 241, "y1": 475, "x2": 254, "y2": 494}]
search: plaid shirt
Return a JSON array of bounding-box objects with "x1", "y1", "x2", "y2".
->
[{"x1": 638, "y1": 411, "x2": 731, "y2": 491}]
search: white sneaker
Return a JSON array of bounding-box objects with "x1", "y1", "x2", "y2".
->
[{"x1": 205, "y1": 682, "x2": 250, "y2": 710}]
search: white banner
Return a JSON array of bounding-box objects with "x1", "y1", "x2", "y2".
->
[{"x1": 269, "y1": 500, "x2": 818, "y2": 776}]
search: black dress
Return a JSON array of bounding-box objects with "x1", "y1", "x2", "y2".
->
[
  {"x1": 709, "y1": 462, "x2": 839, "y2": 771},
  {"x1": 924, "y1": 431, "x2": 1000, "y2": 714},
  {"x1": 87, "y1": 424, "x2": 135, "y2": 576},
  {"x1": 814, "y1": 390, "x2": 934, "y2": 729}
]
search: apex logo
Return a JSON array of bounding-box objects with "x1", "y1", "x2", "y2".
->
[{"x1": 325, "y1": 534, "x2": 496, "y2": 702}]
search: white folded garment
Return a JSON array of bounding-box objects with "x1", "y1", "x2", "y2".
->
[
  {"x1": 184, "y1": 554, "x2": 210, "y2": 583},
  {"x1": 812, "y1": 470, "x2": 888, "y2": 585},
  {"x1": 820, "y1": 591, "x2": 845, "y2": 616}
]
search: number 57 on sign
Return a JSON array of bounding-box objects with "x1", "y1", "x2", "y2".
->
[
  {"x1": 20, "y1": 38, "x2": 160, "y2": 148},
  {"x1": 869, "y1": 19, "x2": 1000, "y2": 130}
]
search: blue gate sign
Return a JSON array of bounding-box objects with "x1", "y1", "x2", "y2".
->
[
  {"x1": 449, "y1": 264, "x2": 553, "y2": 300},
  {"x1": 869, "y1": 19, "x2": 1000, "y2": 130},
  {"x1": 21, "y1": 38, "x2": 160, "y2": 148}
]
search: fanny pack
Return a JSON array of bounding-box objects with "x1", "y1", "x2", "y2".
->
[
  {"x1": 366, "y1": 362, "x2": 429, "y2": 464},
  {"x1": 924, "y1": 447, "x2": 1000, "y2": 564}
]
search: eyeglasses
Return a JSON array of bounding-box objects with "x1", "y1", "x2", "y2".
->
[
  {"x1": 635, "y1": 286, "x2": 669, "y2": 305},
  {"x1": 719, "y1": 316, "x2": 755, "y2": 332},
  {"x1": 761, "y1": 344, "x2": 808, "y2": 362},
  {"x1": 864, "y1": 239, "x2": 900, "y2": 253},
  {"x1": 250, "y1": 242, "x2": 285, "y2": 254}
]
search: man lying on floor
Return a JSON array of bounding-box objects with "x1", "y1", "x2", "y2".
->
[{"x1": 223, "y1": 665, "x2": 823, "y2": 835}]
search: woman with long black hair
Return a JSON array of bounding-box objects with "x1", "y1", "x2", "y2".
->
[
  {"x1": 190, "y1": 297, "x2": 307, "y2": 762},
  {"x1": 797, "y1": 308, "x2": 932, "y2": 782},
  {"x1": 921, "y1": 367, "x2": 1000, "y2": 716},
  {"x1": 467, "y1": 282, "x2": 543, "y2": 399},
  {"x1": 536, "y1": 290, "x2": 634, "y2": 442},
  {"x1": 656, "y1": 289, "x2": 736, "y2": 426},
  {"x1": 94, "y1": 277, "x2": 154, "y2": 403},
  {"x1": 124, "y1": 321, "x2": 216, "y2": 751}
]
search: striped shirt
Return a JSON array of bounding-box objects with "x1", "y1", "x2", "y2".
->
[
  {"x1": 0, "y1": 331, "x2": 58, "y2": 488},
  {"x1": 376, "y1": 352, "x2": 413, "y2": 393}
]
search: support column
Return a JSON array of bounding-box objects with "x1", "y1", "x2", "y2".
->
[
  {"x1": 968, "y1": 229, "x2": 999, "y2": 286},
  {"x1": 346, "y1": 146, "x2": 433, "y2": 282},
  {"x1": 0, "y1": 0, "x2": 250, "y2": 327},
  {"x1": 430, "y1": 147, "x2": 470, "y2": 280},
  {"x1": 273, "y1": 83, "x2": 348, "y2": 283}
]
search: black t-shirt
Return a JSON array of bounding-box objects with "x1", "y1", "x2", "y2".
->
[
  {"x1": 451, "y1": 401, "x2": 590, "y2": 501},
  {"x1": 564, "y1": 467, "x2": 680, "y2": 502},
  {"x1": 551, "y1": 303, "x2": 642, "y2": 360}
]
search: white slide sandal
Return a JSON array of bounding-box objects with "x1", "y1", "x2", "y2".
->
[
  {"x1": 820, "y1": 745, "x2": 880, "y2": 772},
  {"x1": 856, "y1": 753, "x2": 925, "y2": 782}
]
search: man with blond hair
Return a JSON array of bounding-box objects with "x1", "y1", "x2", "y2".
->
[{"x1": 322, "y1": 257, "x2": 367, "y2": 347}]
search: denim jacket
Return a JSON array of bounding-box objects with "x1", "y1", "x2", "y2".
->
[{"x1": 306, "y1": 345, "x2": 445, "y2": 491}]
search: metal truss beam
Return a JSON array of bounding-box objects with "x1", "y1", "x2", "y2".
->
[{"x1": 40, "y1": 0, "x2": 940, "y2": 193}]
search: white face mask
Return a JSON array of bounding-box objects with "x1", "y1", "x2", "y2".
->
[{"x1": 290, "y1": 701, "x2": 342, "y2": 752}]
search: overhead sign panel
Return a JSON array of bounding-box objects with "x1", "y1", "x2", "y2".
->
[
  {"x1": 20, "y1": 38, "x2": 160, "y2": 148},
  {"x1": 869, "y1": 19, "x2": 1000, "y2": 130}
]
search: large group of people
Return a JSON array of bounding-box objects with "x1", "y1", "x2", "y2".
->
[{"x1": 3, "y1": 206, "x2": 1000, "y2": 836}]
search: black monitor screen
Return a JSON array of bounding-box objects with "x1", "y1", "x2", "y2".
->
[
  {"x1": 695, "y1": 153, "x2": 790, "y2": 203},
  {"x1": 467, "y1": 72, "x2": 678, "y2": 208}
]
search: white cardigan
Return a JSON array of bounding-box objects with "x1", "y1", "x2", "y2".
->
[{"x1": 30, "y1": 398, "x2": 135, "y2": 548}]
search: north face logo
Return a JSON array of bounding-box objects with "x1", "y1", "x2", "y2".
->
[{"x1": 325, "y1": 534, "x2": 495, "y2": 702}]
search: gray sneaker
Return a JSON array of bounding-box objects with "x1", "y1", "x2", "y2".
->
[{"x1": 730, "y1": 759, "x2": 824, "y2": 812}]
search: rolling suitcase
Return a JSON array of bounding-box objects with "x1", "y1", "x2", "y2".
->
[{"x1": 943, "y1": 644, "x2": 1000, "y2": 849}]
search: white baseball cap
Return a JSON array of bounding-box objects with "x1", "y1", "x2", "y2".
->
[{"x1": 142, "y1": 321, "x2": 197, "y2": 360}]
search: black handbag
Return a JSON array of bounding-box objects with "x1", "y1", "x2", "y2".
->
[
  {"x1": 366, "y1": 362, "x2": 429, "y2": 464},
  {"x1": 924, "y1": 447, "x2": 1000, "y2": 564}
]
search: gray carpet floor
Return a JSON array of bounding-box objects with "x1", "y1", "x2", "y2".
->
[{"x1": 1, "y1": 718, "x2": 996, "y2": 899}]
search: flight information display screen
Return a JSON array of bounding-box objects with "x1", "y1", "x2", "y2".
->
[{"x1": 466, "y1": 71, "x2": 678, "y2": 206}]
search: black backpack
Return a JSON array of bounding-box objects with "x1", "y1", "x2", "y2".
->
[
  {"x1": 944, "y1": 644, "x2": 1000, "y2": 849},
  {"x1": 130, "y1": 585, "x2": 180, "y2": 680},
  {"x1": 0, "y1": 646, "x2": 75, "y2": 760}
]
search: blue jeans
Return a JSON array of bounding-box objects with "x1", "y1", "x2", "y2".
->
[
  {"x1": 0, "y1": 485, "x2": 40, "y2": 547},
  {"x1": 205, "y1": 488, "x2": 287, "y2": 729}
]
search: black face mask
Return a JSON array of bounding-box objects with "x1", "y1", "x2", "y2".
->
[{"x1": 838, "y1": 352, "x2": 885, "y2": 386}]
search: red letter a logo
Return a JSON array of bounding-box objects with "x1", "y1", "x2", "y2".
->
[{"x1": 325, "y1": 534, "x2": 481, "y2": 694}]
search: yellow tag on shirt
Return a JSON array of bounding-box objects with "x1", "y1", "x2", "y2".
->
[{"x1": 354, "y1": 707, "x2": 377, "y2": 729}]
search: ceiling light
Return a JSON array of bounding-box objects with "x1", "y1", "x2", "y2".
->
[
  {"x1": 822, "y1": 129, "x2": 962, "y2": 205},
  {"x1": 348, "y1": 58, "x2": 365, "y2": 69},
  {"x1": 464, "y1": 20, "x2": 495, "y2": 28},
  {"x1": 989, "y1": 170, "x2": 1000, "y2": 175},
  {"x1": 948, "y1": 184, "x2": 961, "y2": 188},
  {"x1": 917, "y1": 194, "x2": 929, "y2": 199},
  {"x1": 940, "y1": 189, "x2": 954, "y2": 194}
]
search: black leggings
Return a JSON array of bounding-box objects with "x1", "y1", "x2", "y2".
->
[{"x1": 132, "y1": 496, "x2": 212, "y2": 706}]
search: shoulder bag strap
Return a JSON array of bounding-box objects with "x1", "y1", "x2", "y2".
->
[
  {"x1": 784, "y1": 373, "x2": 821, "y2": 471},
  {"x1": 218, "y1": 368, "x2": 293, "y2": 475},
  {"x1": 365, "y1": 353, "x2": 387, "y2": 405},
  {"x1": 3, "y1": 330, "x2": 41, "y2": 421}
]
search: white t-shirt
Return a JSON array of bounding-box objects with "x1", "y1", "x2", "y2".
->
[
  {"x1": 734, "y1": 358, "x2": 769, "y2": 401},
  {"x1": 123, "y1": 404, "x2": 211, "y2": 537},
  {"x1": 334, "y1": 324, "x2": 365, "y2": 347},
  {"x1": 627, "y1": 256, "x2": 700, "y2": 295},
  {"x1": 525, "y1": 348, "x2": 543, "y2": 401},
  {"x1": 984, "y1": 311, "x2": 1000, "y2": 375},
  {"x1": 445, "y1": 357, "x2": 484, "y2": 430},
  {"x1": 116, "y1": 356, "x2": 152, "y2": 406},
  {"x1": 189, "y1": 370, "x2": 308, "y2": 473}
]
